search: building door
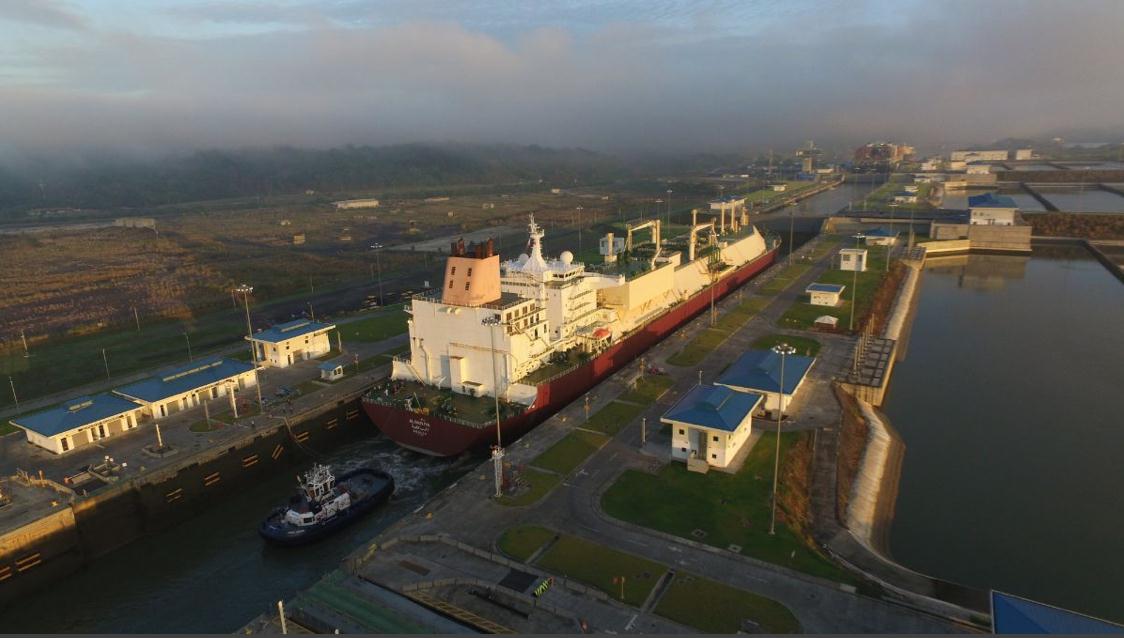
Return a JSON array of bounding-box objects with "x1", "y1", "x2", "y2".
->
[
  {"x1": 60, "y1": 437, "x2": 69, "y2": 452},
  {"x1": 98, "y1": 423, "x2": 107, "y2": 438},
  {"x1": 690, "y1": 429, "x2": 707, "y2": 459}
]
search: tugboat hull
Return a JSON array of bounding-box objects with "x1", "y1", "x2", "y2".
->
[{"x1": 259, "y1": 468, "x2": 394, "y2": 546}]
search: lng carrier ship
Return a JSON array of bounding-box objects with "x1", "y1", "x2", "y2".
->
[{"x1": 362, "y1": 200, "x2": 778, "y2": 456}]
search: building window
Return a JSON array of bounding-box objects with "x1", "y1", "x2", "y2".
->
[
  {"x1": 712, "y1": 435, "x2": 719, "y2": 442},
  {"x1": 465, "y1": 282, "x2": 470, "y2": 291},
  {"x1": 451, "y1": 266, "x2": 456, "y2": 275},
  {"x1": 448, "y1": 280, "x2": 454, "y2": 288},
  {"x1": 678, "y1": 429, "x2": 684, "y2": 435},
  {"x1": 61, "y1": 437, "x2": 69, "y2": 452},
  {"x1": 711, "y1": 453, "x2": 717, "y2": 459},
  {"x1": 467, "y1": 267, "x2": 472, "y2": 277}
]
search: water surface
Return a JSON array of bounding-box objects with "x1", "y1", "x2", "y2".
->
[
  {"x1": 884, "y1": 247, "x2": 1124, "y2": 623},
  {"x1": 0, "y1": 436, "x2": 472, "y2": 633}
]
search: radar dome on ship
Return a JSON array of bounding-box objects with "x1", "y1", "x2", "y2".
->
[
  {"x1": 559, "y1": 251, "x2": 574, "y2": 265},
  {"x1": 517, "y1": 253, "x2": 529, "y2": 264}
]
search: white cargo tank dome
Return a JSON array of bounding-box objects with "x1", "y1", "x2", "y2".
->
[{"x1": 559, "y1": 251, "x2": 574, "y2": 265}]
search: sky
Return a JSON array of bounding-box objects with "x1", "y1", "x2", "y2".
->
[{"x1": 1, "y1": 0, "x2": 1122, "y2": 154}]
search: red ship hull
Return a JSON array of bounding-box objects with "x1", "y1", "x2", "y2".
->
[{"x1": 362, "y1": 246, "x2": 778, "y2": 457}]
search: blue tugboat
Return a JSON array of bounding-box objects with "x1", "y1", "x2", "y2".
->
[{"x1": 259, "y1": 464, "x2": 394, "y2": 546}]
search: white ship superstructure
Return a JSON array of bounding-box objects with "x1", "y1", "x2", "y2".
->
[{"x1": 392, "y1": 211, "x2": 769, "y2": 403}]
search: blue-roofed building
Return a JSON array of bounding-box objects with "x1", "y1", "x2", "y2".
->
[
  {"x1": 716, "y1": 349, "x2": 816, "y2": 412},
  {"x1": 663, "y1": 384, "x2": 763, "y2": 470},
  {"x1": 248, "y1": 319, "x2": 336, "y2": 368},
  {"x1": 113, "y1": 357, "x2": 258, "y2": 418},
  {"x1": 969, "y1": 193, "x2": 1019, "y2": 226},
  {"x1": 9, "y1": 393, "x2": 145, "y2": 454},
  {"x1": 805, "y1": 282, "x2": 846, "y2": 306},
  {"x1": 863, "y1": 227, "x2": 900, "y2": 247},
  {"x1": 319, "y1": 355, "x2": 353, "y2": 381},
  {"x1": 991, "y1": 591, "x2": 1124, "y2": 634}
]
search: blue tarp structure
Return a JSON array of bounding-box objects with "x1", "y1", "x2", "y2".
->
[{"x1": 991, "y1": 591, "x2": 1124, "y2": 634}]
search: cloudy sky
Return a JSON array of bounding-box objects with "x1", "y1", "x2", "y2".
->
[{"x1": 1, "y1": 0, "x2": 1122, "y2": 153}]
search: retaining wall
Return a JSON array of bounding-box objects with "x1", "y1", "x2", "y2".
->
[{"x1": 0, "y1": 396, "x2": 373, "y2": 603}]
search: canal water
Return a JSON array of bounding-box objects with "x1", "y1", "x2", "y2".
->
[
  {"x1": 883, "y1": 246, "x2": 1124, "y2": 623},
  {"x1": 0, "y1": 436, "x2": 476, "y2": 633}
]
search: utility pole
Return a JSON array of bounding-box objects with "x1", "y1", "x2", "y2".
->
[
  {"x1": 640, "y1": 417, "x2": 647, "y2": 447},
  {"x1": 308, "y1": 302, "x2": 316, "y2": 321},
  {"x1": 132, "y1": 306, "x2": 141, "y2": 332},
  {"x1": 184, "y1": 331, "x2": 193, "y2": 361},
  {"x1": 101, "y1": 348, "x2": 111, "y2": 380},
  {"x1": 769, "y1": 343, "x2": 795, "y2": 536},
  {"x1": 666, "y1": 189, "x2": 673, "y2": 228},
  {"x1": 576, "y1": 206, "x2": 584, "y2": 257},
  {"x1": 788, "y1": 209, "x2": 795, "y2": 263},
  {"x1": 371, "y1": 243, "x2": 385, "y2": 306},
  {"x1": 20, "y1": 330, "x2": 29, "y2": 358}
]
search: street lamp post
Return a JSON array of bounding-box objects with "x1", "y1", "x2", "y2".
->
[
  {"x1": 482, "y1": 315, "x2": 505, "y2": 498},
  {"x1": 666, "y1": 189, "x2": 673, "y2": 227},
  {"x1": 183, "y1": 331, "x2": 193, "y2": 361},
  {"x1": 769, "y1": 343, "x2": 796, "y2": 536},
  {"x1": 849, "y1": 234, "x2": 865, "y2": 332},
  {"x1": 234, "y1": 284, "x2": 265, "y2": 412}
]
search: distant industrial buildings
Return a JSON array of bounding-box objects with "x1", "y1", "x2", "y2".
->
[
  {"x1": 853, "y1": 142, "x2": 915, "y2": 168},
  {"x1": 333, "y1": 198, "x2": 380, "y2": 210}
]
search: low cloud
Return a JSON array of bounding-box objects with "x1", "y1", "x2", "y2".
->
[
  {"x1": 1, "y1": 0, "x2": 1122, "y2": 153},
  {"x1": 0, "y1": 0, "x2": 88, "y2": 31}
]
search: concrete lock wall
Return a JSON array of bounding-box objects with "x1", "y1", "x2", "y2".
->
[{"x1": 0, "y1": 398, "x2": 372, "y2": 604}]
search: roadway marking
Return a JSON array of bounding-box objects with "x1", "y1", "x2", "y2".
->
[{"x1": 624, "y1": 614, "x2": 638, "y2": 631}]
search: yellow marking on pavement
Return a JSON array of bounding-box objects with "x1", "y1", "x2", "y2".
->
[{"x1": 406, "y1": 591, "x2": 514, "y2": 634}]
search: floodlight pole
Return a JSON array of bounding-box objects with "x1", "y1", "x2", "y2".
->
[
  {"x1": 667, "y1": 189, "x2": 673, "y2": 227},
  {"x1": 483, "y1": 316, "x2": 505, "y2": 498},
  {"x1": 769, "y1": 343, "x2": 795, "y2": 536},
  {"x1": 849, "y1": 235, "x2": 865, "y2": 332},
  {"x1": 235, "y1": 284, "x2": 265, "y2": 412}
]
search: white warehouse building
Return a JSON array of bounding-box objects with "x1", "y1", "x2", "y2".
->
[
  {"x1": 248, "y1": 319, "x2": 336, "y2": 368},
  {"x1": 114, "y1": 357, "x2": 258, "y2": 419}
]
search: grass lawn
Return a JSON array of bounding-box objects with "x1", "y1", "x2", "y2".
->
[
  {"x1": 498, "y1": 467, "x2": 561, "y2": 507},
  {"x1": 497, "y1": 525, "x2": 556, "y2": 562},
  {"x1": 584, "y1": 400, "x2": 647, "y2": 435},
  {"x1": 620, "y1": 375, "x2": 674, "y2": 404},
  {"x1": 189, "y1": 418, "x2": 226, "y2": 433},
  {"x1": 759, "y1": 263, "x2": 811, "y2": 296},
  {"x1": 667, "y1": 297, "x2": 769, "y2": 368},
  {"x1": 602, "y1": 431, "x2": 853, "y2": 583},
  {"x1": 654, "y1": 572, "x2": 800, "y2": 634},
  {"x1": 531, "y1": 429, "x2": 608, "y2": 475},
  {"x1": 806, "y1": 235, "x2": 845, "y2": 261},
  {"x1": 777, "y1": 246, "x2": 888, "y2": 332},
  {"x1": 336, "y1": 306, "x2": 407, "y2": 343},
  {"x1": 0, "y1": 422, "x2": 16, "y2": 436},
  {"x1": 751, "y1": 334, "x2": 821, "y2": 357},
  {"x1": 535, "y1": 535, "x2": 667, "y2": 606}
]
